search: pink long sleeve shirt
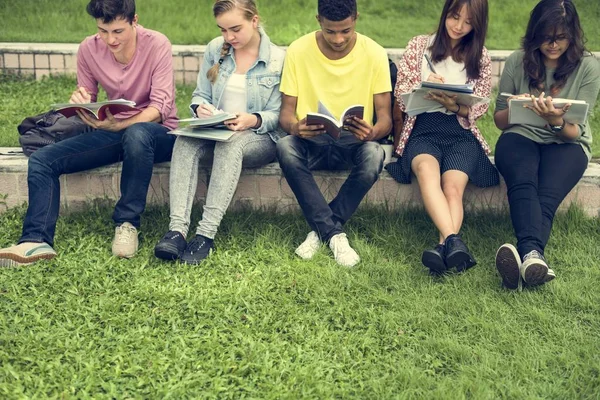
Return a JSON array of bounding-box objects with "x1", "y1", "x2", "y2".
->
[{"x1": 76, "y1": 25, "x2": 178, "y2": 129}]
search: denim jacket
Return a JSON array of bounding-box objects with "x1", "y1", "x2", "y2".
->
[{"x1": 190, "y1": 28, "x2": 285, "y2": 142}]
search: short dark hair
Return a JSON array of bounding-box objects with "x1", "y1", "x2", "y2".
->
[
  {"x1": 317, "y1": 0, "x2": 357, "y2": 22},
  {"x1": 522, "y1": 0, "x2": 586, "y2": 95},
  {"x1": 86, "y1": 0, "x2": 136, "y2": 23}
]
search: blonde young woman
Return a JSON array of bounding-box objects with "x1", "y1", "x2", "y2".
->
[{"x1": 154, "y1": 0, "x2": 285, "y2": 264}]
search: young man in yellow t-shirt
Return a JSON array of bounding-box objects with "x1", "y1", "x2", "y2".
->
[{"x1": 277, "y1": 0, "x2": 392, "y2": 267}]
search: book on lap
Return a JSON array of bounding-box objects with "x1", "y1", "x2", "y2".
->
[
  {"x1": 179, "y1": 112, "x2": 237, "y2": 128},
  {"x1": 168, "y1": 126, "x2": 236, "y2": 142},
  {"x1": 419, "y1": 81, "x2": 474, "y2": 94},
  {"x1": 508, "y1": 97, "x2": 590, "y2": 127},
  {"x1": 306, "y1": 101, "x2": 364, "y2": 140},
  {"x1": 50, "y1": 99, "x2": 138, "y2": 120},
  {"x1": 401, "y1": 84, "x2": 489, "y2": 117}
]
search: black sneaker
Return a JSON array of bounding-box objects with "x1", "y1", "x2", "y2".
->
[
  {"x1": 154, "y1": 230, "x2": 187, "y2": 261},
  {"x1": 180, "y1": 235, "x2": 215, "y2": 265},
  {"x1": 422, "y1": 244, "x2": 447, "y2": 275},
  {"x1": 444, "y1": 233, "x2": 476, "y2": 272}
]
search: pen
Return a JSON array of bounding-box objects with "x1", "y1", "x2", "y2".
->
[{"x1": 424, "y1": 54, "x2": 437, "y2": 74}]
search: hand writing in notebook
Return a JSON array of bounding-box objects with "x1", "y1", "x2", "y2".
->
[{"x1": 424, "y1": 54, "x2": 445, "y2": 84}]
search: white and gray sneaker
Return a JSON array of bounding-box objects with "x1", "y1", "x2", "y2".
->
[
  {"x1": 112, "y1": 222, "x2": 139, "y2": 259},
  {"x1": 329, "y1": 233, "x2": 360, "y2": 267},
  {"x1": 521, "y1": 250, "x2": 549, "y2": 286},
  {"x1": 0, "y1": 242, "x2": 56, "y2": 267},
  {"x1": 295, "y1": 231, "x2": 321, "y2": 260}
]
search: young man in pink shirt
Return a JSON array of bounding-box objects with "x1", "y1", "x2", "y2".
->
[{"x1": 0, "y1": 0, "x2": 177, "y2": 266}]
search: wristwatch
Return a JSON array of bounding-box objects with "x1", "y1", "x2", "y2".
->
[{"x1": 549, "y1": 119, "x2": 565, "y2": 133}]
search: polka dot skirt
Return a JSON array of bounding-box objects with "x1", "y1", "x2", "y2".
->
[{"x1": 385, "y1": 112, "x2": 499, "y2": 188}]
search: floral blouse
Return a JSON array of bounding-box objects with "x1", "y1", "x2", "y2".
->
[{"x1": 394, "y1": 35, "x2": 493, "y2": 157}]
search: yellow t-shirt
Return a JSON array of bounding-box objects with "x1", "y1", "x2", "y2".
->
[{"x1": 280, "y1": 31, "x2": 391, "y2": 125}]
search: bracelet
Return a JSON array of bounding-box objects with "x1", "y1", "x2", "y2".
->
[
  {"x1": 252, "y1": 113, "x2": 262, "y2": 129},
  {"x1": 454, "y1": 104, "x2": 461, "y2": 114}
]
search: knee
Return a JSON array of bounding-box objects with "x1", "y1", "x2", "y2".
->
[
  {"x1": 276, "y1": 136, "x2": 303, "y2": 165},
  {"x1": 357, "y1": 142, "x2": 384, "y2": 174},
  {"x1": 122, "y1": 123, "x2": 154, "y2": 155},
  {"x1": 412, "y1": 158, "x2": 436, "y2": 178},
  {"x1": 442, "y1": 181, "x2": 465, "y2": 201},
  {"x1": 28, "y1": 148, "x2": 55, "y2": 176}
]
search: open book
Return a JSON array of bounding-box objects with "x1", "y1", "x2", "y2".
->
[
  {"x1": 179, "y1": 111, "x2": 237, "y2": 128},
  {"x1": 306, "y1": 102, "x2": 364, "y2": 139},
  {"x1": 169, "y1": 126, "x2": 235, "y2": 142},
  {"x1": 50, "y1": 99, "x2": 138, "y2": 120},
  {"x1": 508, "y1": 97, "x2": 590, "y2": 127},
  {"x1": 401, "y1": 84, "x2": 488, "y2": 117}
]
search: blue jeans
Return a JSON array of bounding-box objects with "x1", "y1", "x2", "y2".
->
[
  {"x1": 276, "y1": 134, "x2": 384, "y2": 242},
  {"x1": 20, "y1": 122, "x2": 175, "y2": 246}
]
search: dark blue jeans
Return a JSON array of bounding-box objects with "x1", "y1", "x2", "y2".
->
[
  {"x1": 276, "y1": 133, "x2": 384, "y2": 242},
  {"x1": 20, "y1": 122, "x2": 175, "y2": 246},
  {"x1": 495, "y1": 132, "x2": 588, "y2": 258}
]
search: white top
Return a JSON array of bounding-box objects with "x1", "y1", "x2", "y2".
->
[
  {"x1": 420, "y1": 35, "x2": 468, "y2": 84},
  {"x1": 220, "y1": 73, "x2": 247, "y2": 114}
]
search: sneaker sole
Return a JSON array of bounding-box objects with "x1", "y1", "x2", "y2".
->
[
  {"x1": 0, "y1": 252, "x2": 56, "y2": 267},
  {"x1": 495, "y1": 244, "x2": 520, "y2": 290},
  {"x1": 522, "y1": 261, "x2": 549, "y2": 286},
  {"x1": 154, "y1": 243, "x2": 182, "y2": 261},
  {"x1": 421, "y1": 250, "x2": 446, "y2": 274},
  {"x1": 446, "y1": 250, "x2": 477, "y2": 272}
]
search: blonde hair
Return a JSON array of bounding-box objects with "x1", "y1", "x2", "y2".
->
[{"x1": 206, "y1": 0, "x2": 260, "y2": 83}]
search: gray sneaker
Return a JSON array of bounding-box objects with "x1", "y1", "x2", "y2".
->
[
  {"x1": 521, "y1": 250, "x2": 549, "y2": 286},
  {"x1": 112, "y1": 222, "x2": 139, "y2": 258}
]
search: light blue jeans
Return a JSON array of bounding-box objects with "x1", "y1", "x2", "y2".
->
[{"x1": 168, "y1": 131, "x2": 276, "y2": 239}]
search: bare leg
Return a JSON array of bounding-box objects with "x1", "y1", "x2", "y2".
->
[
  {"x1": 412, "y1": 154, "x2": 455, "y2": 242},
  {"x1": 441, "y1": 170, "x2": 469, "y2": 236}
]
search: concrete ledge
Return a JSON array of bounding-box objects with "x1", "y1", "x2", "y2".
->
[{"x1": 2, "y1": 147, "x2": 600, "y2": 217}]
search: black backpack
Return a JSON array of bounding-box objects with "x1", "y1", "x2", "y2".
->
[{"x1": 17, "y1": 111, "x2": 92, "y2": 156}]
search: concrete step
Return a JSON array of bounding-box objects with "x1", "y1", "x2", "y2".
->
[{"x1": 1, "y1": 147, "x2": 599, "y2": 216}]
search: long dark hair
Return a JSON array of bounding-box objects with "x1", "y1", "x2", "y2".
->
[
  {"x1": 522, "y1": 0, "x2": 586, "y2": 95},
  {"x1": 429, "y1": 0, "x2": 488, "y2": 80}
]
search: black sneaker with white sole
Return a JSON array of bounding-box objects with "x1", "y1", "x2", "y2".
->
[
  {"x1": 154, "y1": 230, "x2": 187, "y2": 261},
  {"x1": 181, "y1": 235, "x2": 215, "y2": 265}
]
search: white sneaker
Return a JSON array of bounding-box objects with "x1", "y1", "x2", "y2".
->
[
  {"x1": 0, "y1": 242, "x2": 56, "y2": 267},
  {"x1": 112, "y1": 222, "x2": 139, "y2": 258},
  {"x1": 295, "y1": 231, "x2": 321, "y2": 260},
  {"x1": 329, "y1": 233, "x2": 360, "y2": 267}
]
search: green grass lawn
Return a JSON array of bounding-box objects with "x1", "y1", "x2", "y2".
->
[
  {"x1": 2, "y1": 73, "x2": 599, "y2": 157},
  {"x1": 0, "y1": 203, "x2": 599, "y2": 397},
  {"x1": 0, "y1": 0, "x2": 599, "y2": 50}
]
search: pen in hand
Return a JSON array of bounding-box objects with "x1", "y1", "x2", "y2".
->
[
  {"x1": 424, "y1": 54, "x2": 437, "y2": 74},
  {"x1": 424, "y1": 54, "x2": 445, "y2": 83}
]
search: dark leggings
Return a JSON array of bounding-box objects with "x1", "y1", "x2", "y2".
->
[{"x1": 495, "y1": 133, "x2": 588, "y2": 258}]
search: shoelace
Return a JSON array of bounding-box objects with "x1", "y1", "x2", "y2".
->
[
  {"x1": 116, "y1": 225, "x2": 136, "y2": 244},
  {"x1": 187, "y1": 237, "x2": 207, "y2": 255},
  {"x1": 523, "y1": 250, "x2": 543, "y2": 262}
]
